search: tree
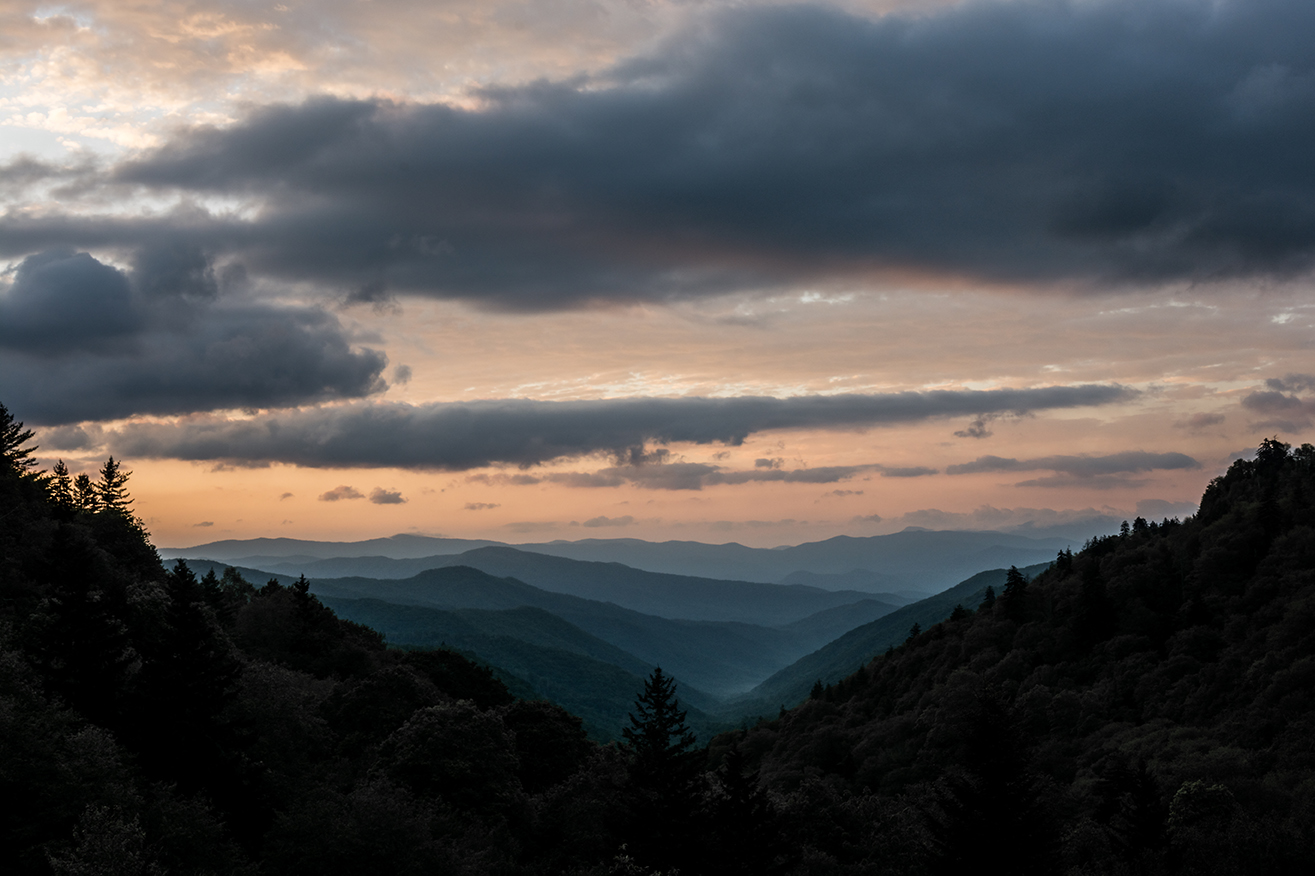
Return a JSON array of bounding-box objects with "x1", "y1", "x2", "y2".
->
[
  {"x1": 96, "y1": 457, "x2": 133, "y2": 514},
  {"x1": 73, "y1": 473, "x2": 98, "y2": 511},
  {"x1": 621, "y1": 667, "x2": 703, "y2": 870},
  {"x1": 49, "y1": 460, "x2": 74, "y2": 512},
  {"x1": 1002, "y1": 565, "x2": 1028, "y2": 620},
  {"x1": 0, "y1": 402, "x2": 38, "y2": 476}
]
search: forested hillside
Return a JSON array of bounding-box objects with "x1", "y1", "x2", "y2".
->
[
  {"x1": 723, "y1": 437, "x2": 1315, "y2": 874},
  {"x1": 5, "y1": 396, "x2": 1314, "y2": 876}
]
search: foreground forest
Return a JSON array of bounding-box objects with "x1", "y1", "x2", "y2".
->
[{"x1": 2, "y1": 400, "x2": 1314, "y2": 874}]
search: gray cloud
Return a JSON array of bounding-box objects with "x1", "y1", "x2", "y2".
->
[
  {"x1": 464, "y1": 502, "x2": 501, "y2": 511},
  {"x1": 954, "y1": 414, "x2": 997, "y2": 440},
  {"x1": 1137, "y1": 498, "x2": 1198, "y2": 518},
  {"x1": 1176, "y1": 411, "x2": 1226, "y2": 431},
  {"x1": 319, "y1": 485, "x2": 365, "y2": 501},
  {"x1": 946, "y1": 451, "x2": 1200, "y2": 478},
  {"x1": 1242, "y1": 387, "x2": 1315, "y2": 430},
  {"x1": 106, "y1": 384, "x2": 1134, "y2": 469},
  {"x1": 1265, "y1": 373, "x2": 1315, "y2": 393},
  {"x1": 579, "y1": 515, "x2": 636, "y2": 528},
  {"x1": 40, "y1": 423, "x2": 106, "y2": 451},
  {"x1": 885, "y1": 504, "x2": 1125, "y2": 536},
  {"x1": 7, "y1": 1, "x2": 1314, "y2": 306},
  {"x1": 369, "y1": 487, "x2": 407, "y2": 504},
  {"x1": 880, "y1": 466, "x2": 939, "y2": 478},
  {"x1": 0, "y1": 249, "x2": 388, "y2": 424}
]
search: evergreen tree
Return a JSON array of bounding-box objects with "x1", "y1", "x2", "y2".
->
[
  {"x1": 96, "y1": 457, "x2": 133, "y2": 514},
  {"x1": 49, "y1": 459, "x2": 74, "y2": 513},
  {"x1": 0, "y1": 402, "x2": 38, "y2": 475},
  {"x1": 1002, "y1": 565, "x2": 1028, "y2": 620},
  {"x1": 980, "y1": 585, "x2": 996, "y2": 611},
  {"x1": 73, "y1": 472, "x2": 98, "y2": 511},
  {"x1": 621, "y1": 667, "x2": 703, "y2": 871}
]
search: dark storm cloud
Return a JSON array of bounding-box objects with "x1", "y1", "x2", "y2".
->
[
  {"x1": 6, "y1": 0, "x2": 1312, "y2": 306},
  {"x1": 0, "y1": 250, "x2": 141, "y2": 354},
  {"x1": 106, "y1": 384, "x2": 1134, "y2": 469},
  {"x1": 0, "y1": 249, "x2": 388, "y2": 424},
  {"x1": 946, "y1": 451, "x2": 1201, "y2": 478}
]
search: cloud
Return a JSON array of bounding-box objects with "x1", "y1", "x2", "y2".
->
[
  {"x1": 1265, "y1": 373, "x2": 1315, "y2": 393},
  {"x1": 1013, "y1": 474, "x2": 1151, "y2": 490},
  {"x1": 1242, "y1": 387, "x2": 1315, "y2": 431},
  {"x1": 280, "y1": 492, "x2": 294, "y2": 500},
  {"x1": 1137, "y1": 498, "x2": 1198, "y2": 518},
  {"x1": 369, "y1": 487, "x2": 407, "y2": 504},
  {"x1": 12, "y1": 1, "x2": 1315, "y2": 306},
  {"x1": 193, "y1": 521, "x2": 214, "y2": 527},
  {"x1": 319, "y1": 485, "x2": 365, "y2": 501},
  {"x1": 946, "y1": 451, "x2": 1200, "y2": 478},
  {"x1": 503, "y1": 520, "x2": 561, "y2": 533},
  {"x1": 580, "y1": 515, "x2": 636, "y2": 528},
  {"x1": 886, "y1": 505, "x2": 1124, "y2": 535},
  {"x1": 1176, "y1": 412, "x2": 1226, "y2": 431},
  {"x1": 464, "y1": 502, "x2": 501, "y2": 511},
  {"x1": 39, "y1": 423, "x2": 105, "y2": 451},
  {"x1": 106, "y1": 384, "x2": 1136, "y2": 468},
  {"x1": 954, "y1": 414, "x2": 997, "y2": 439},
  {"x1": 0, "y1": 249, "x2": 388, "y2": 424},
  {"x1": 829, "y1": 489, "x2": 863, "y2": 497},
  {"x1": 880, "y1": 466, "x2": 939, "y2": 478}
]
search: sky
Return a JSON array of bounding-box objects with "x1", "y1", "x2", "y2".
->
[{"x1": 2, "y1": 0, "x2": 1313, "y2": 549}]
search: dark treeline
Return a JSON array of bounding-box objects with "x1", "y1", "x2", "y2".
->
[{"x1": 4, "y1": 397, "x2": 1315, "y2": 875}]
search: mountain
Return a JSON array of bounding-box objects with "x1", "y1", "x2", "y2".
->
[
  {"x1": 211, "y1": 545, "x2": 899, "y2": 626},
  {"x1": 316, "y1": 598, "x2": 728, "y2": 739},
  {"x1": 166, "y1": 528, "x2": 1086, "y2": 593},
  {"x1": 291, "y1": 565, "x2": 861, "y2": 697},
  {"x1": 726, "y1": 562, "x2": 1052, "y2": 716}
]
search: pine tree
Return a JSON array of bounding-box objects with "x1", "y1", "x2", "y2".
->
[
  {"x1": 1002, "y1": 565, "x2": 1028, "y2": 620},
  {"x1": 0, "y1": 402, "x2": 38, "y2": 475},
  {"x1": 73, "y1": 472, "x2": 98, "y2": 511},
  {"x1": 49, "y1": 459, "x2": 74, "y2": 512},
  {"x1": 621, "y1": 667, "x2": 704, "y2": 870},
  {"x1": 96, "y1": 456, "x2": 133, "y2": 514}
]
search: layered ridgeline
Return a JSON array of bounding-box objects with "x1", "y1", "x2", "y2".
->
[
  {"x1": 166, "y1": 527, "x2": 1084, "y2": 595},
  {"x1": 177, "y1": 558, "x2": 909, "y2": 737},
  {"x1": 715, "y1": 438, "x2": 1315, "y2": 874},
  {"x1": 5, "y1": 397, "x2": 1314, "y2": 874}
]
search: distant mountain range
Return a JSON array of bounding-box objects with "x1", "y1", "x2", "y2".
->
[
  {"x1": 182, "y1": 545, "x2": 908, "y2": 625},
  {"x1": 179, "y1": 560, "x2": 900, "y2": 699},
  {"x1": 179, "y1": 547, "x2": 1052, "y2": 738},
  {"x1": 722, "y1": 561, "x2": 1052, "y2": 718},
  {"x1": 166, "y1": 527, "x2": 1086, "y2": 594}
]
